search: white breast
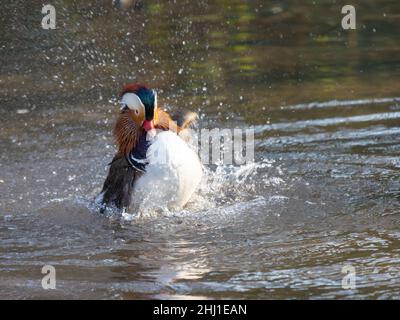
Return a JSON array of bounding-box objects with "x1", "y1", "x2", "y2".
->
[{"x1": 132, "y1": 130, "x2": 202, "y2": 213}]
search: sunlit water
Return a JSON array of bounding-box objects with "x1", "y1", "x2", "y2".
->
[{"x1": 1, "y1": 1, "x2": 400, "y2": 299}]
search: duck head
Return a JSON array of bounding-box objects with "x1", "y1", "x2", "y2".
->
[
  {"x1": 119, "y1": 84, "x2": 157, "y2": 132},
  {"x1": 114, "y1": 83, "x2": 158, "y2": 156}
]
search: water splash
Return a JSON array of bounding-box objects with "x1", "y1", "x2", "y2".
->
[{"x1": 110, "y1": 158, "x2": 285, "y2": 221}]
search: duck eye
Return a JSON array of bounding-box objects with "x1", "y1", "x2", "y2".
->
[{"x1": 135, "y1": 109, "x2": 139, "y2": 115}]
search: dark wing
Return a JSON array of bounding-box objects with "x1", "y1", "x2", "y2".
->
[
  {"x1": 98, "y1": 133, "x2": 150, "y2": 213},
  {"x1": 98, "y1": 155, "x2": 137, "y2": 213}
]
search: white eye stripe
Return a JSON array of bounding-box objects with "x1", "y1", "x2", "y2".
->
[{"x1": 120, "y1": 93, "x2": 145, "y2": 112}]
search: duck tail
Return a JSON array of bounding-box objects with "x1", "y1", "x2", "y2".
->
[
  {"x1": 166, "y1": 110, "x2": 198, "y2": 143},
  {"x1": 170, "y1": 110, "x2": 198, "y2": 131},
  {"x1": 180, "y1": 110, "x2": 198, "y2": 130},
  {"x1": 97, "y1": 155, "x2": 137, "y2": 213}
]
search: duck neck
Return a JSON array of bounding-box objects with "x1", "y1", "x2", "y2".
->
[{"x1": 114, "y1": 112, "x2": 141, "y2": 156}]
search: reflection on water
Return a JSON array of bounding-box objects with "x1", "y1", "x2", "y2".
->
[{"x1": 0, "y1": 0, "x2": 400, "y2": 299}]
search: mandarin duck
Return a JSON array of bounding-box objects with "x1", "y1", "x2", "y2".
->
[{"x1": 98, "y1": 84, "x2": 202, "y2": 213}]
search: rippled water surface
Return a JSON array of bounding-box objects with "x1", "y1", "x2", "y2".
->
[{"x1": 1, "y1": 0, "x2": 400, "y2": 299}]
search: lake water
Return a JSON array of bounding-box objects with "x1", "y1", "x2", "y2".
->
[{"x1": 0, "y1": 0, "x2": 399, "y2": 299}]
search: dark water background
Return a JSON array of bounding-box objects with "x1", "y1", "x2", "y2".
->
[{"x1": 0, "y1": 0, "x2": 399, "y2": 299}]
